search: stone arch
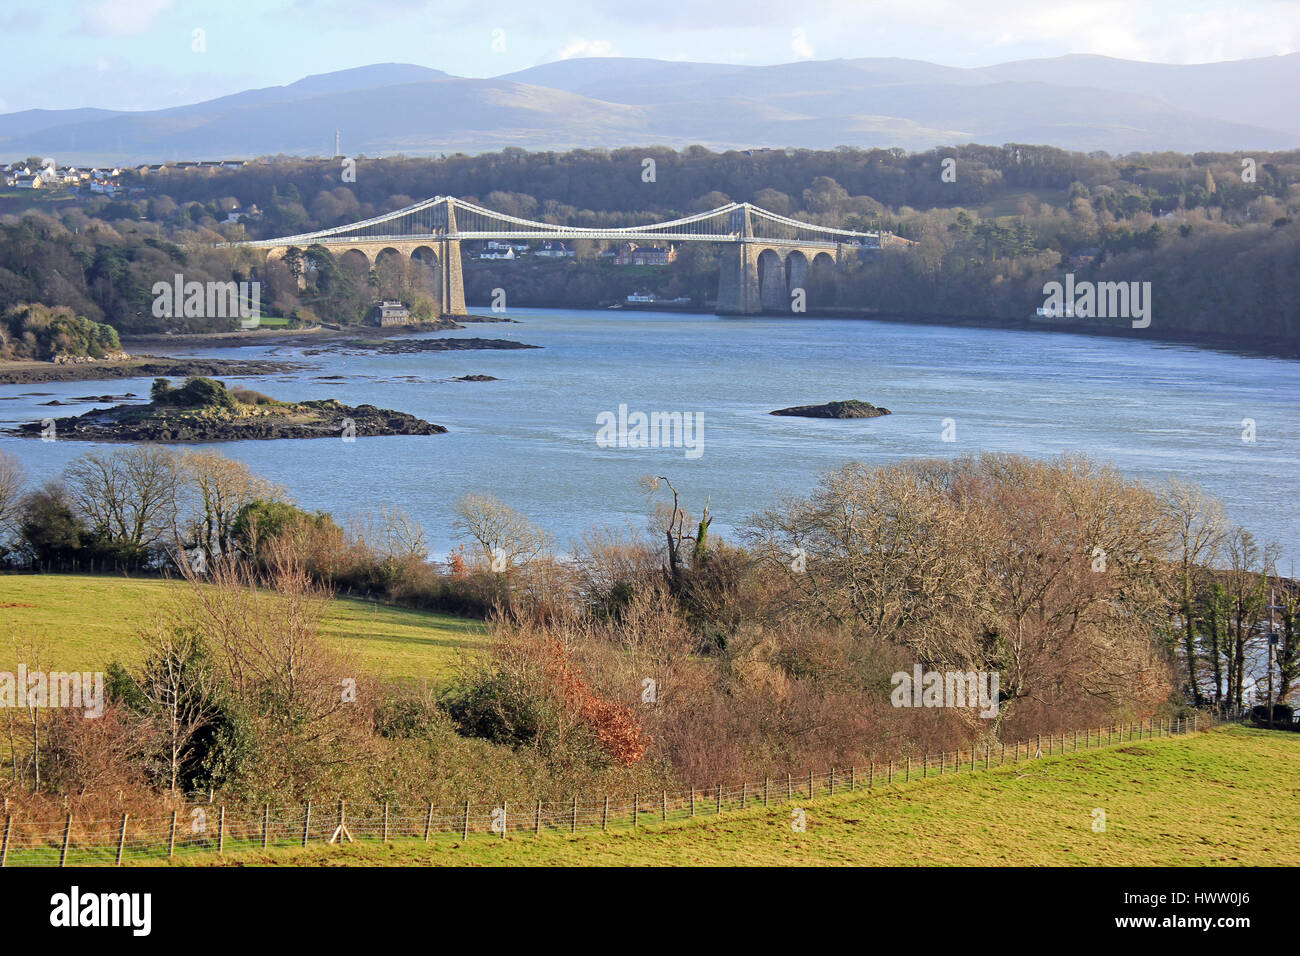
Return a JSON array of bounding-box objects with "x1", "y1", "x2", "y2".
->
[
  {"x1": 785, "y1": 251, "x2": 810, "y2": 310},
  {"x1": 758, "y1": 248, "x2": 787, "y2": 311},
  {"x1": 807, "y1": 251, "x2": 837, "y2": 310},
  {"x1": 373, "y1": 246, "x2": 410, "y2": 302},
  {"x1": 408, "y1": 245, "x2": 441, "y2": 308},
  {"x1": 336, "y1": 247, "x2": 373, "y2": 270},
  {"x1": 410, "y1": 245, "x2": 438, "y2": 267}
]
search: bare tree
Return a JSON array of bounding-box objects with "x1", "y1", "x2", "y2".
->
[
  {"x1": 179, "y1": 451, "x2": 287, "y2": 567},
  {"x1": 453, "y1": 493, "x2": 551, "y2": 572},
  {"x1": 124, "y1": 615, "x2": 224, "y2": 794},
  {"x1": 64, "y1": 447, "x2": 181, "y2": 562},
  {"x1": 1164, "y1": 479, "x2": 1226, "y2": 706},
  {"x1": 641, "y1": 475, "x2": 710, "y2": 592},
  {"x1": 0, "y1": 449, "x2": 23, "y2": 541}
]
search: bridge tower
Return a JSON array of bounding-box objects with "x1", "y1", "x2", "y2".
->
[
  {"x1": 715, "y1": 204, "x2": 761, "y2": 315},
  {"x1": 437, "y1": 199, "x2": 467, "y2": 317}
]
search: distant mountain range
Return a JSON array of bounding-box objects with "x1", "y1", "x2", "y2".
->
[{"x1": 3, "y1": 54, "x2": 1297, "y2": 164}]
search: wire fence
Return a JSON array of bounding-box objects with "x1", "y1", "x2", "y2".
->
[{"x1": 0, "y1": 714, "x2": 1225, "y2": 866}]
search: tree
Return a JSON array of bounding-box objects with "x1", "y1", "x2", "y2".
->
[
  {"x1": 64, "y1": 447, "x2": 181, "y2": 564},
  {"x1": 745, "y1": 454, "x2": 1175, "y2": 729},
  {"x1": 453, "y1": 493, "x2": 551, "y2": 572},
  {"x1": 0, "y1": 449, "x2": 24, "y2": 544},
  {"x1": 18, "y1": 483, "x2": 85, "y2": 566},
  {"x1": 179, "y1": 451, "x2": 287, "y2": 568},
  {"x1": 640, "y1": 475, "x2": 709, "y2": 593},
  {"x1": 110, "y1": 622, "x2": 228, "y2": 794},
  {"x1": 1164, "y1": 479, "x2": 1226, "y2": 706}
]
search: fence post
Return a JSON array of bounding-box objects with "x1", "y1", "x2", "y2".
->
[
  {"x1": 262, "y1": 804, "x2": 270, "y2": 849},
  {"x1": 462, "y1": 801, "x2": 469, "y2": 841},
  {"x1": 536, "y1": 799, "x2": 542, "y2": 836},
  {"x1": 985, "y1": 745, "x2": 990, "y2": 770},
  {"x1": 906, "y1": 757, "x2": 911, "y2": 782},
  {"x1": 716, "y1": 785, "x2": 722, "y2": 814},
  {"x1": 603, "y1": 795, "x2": 609, "y2": 831},
  {"x1": 741, "y1": 782, "x2": 747, "y2": 809},
  {"x1": 424, "y1": 803, "x2": 434, "y2": 842},
  {"x1": 851, "y1": 767, "x2": 856, "y2": 791},
  {"x1": 764, "y1": 777, "x2": 770, "y2": 807},
  {"x1": 302, "y1": 802, "x2": 311, "y2": 847},
  {"x1": 830, "y1": 769, "x2": 835, "y2": 796},
  {"x1": 690, "y1": 787, "x2": 695, "y2": 818},
  {"x1": 869, "y1": 762, "x2": 874, "y2": 788},
  {"x1": 634, "y1": 793, "x2": 639, "y2": 827},
  {"x1": 382, "y1": 803, "x2": 390, "y2": 843},
  {"x1": 168, "y1": 810, "x2": 177, "y2": 858},
  {"x1": 808, "y1": 771, "x2": 814, "y2": 798},
  {"x1": 217, "y1": 805, "x2": 225, "y2": 856},
  {"x1": 0, "y1": 814, "x2": 9, "y2": 868},
  {"x1": 60, "y1": 813, "x2": 72, "y2": 867},
  {"x1": 787, "y1": 774, "x2": 792, "y2": 801},
  {"x1": 888, "y1": 759, "x2": 894, "y2": 784},
  {"x1": 116, "y1": 812, "x2": 129, "y2": 866},
  {"x1": 501, "y1": 802, "x2": 507, "y2": 839},
  {"x1": 574, "y1": 795, "x2": 580, "y2": 833}
]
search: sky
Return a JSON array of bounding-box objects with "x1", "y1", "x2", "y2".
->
[{"x1": 1, "y1": 0, "x2": 1298, "y2": 113}]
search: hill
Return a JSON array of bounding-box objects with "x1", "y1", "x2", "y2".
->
[{"x1": 2, "y1": 54, "x2": 1298, "y2": 163}]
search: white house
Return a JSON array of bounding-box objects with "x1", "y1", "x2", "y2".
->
[{"x1": 535, "y1": 241, "x2": 575, "y2": 258}]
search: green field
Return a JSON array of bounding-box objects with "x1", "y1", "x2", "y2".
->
[
  {"x1": 150, "y1": 726, "x2": 1299, "y2": 867},
  {"x1": 0, "y1": 573, "x2": 486, "y2": 683}
]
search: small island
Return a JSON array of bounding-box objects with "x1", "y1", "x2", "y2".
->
[
  {"x1": 9, "y1": 376, "x2": 446, "y2": 443},
  {"x1": 770, "y1": 400, "x2": 892, "y2": 419}
]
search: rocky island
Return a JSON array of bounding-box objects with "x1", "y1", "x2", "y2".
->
[
  {"x1": 9, "y1": 376, "x2": 445, "y2": 443},
  {"x1": 770, "y1": 400, "x2": 892, "y2": 419}
]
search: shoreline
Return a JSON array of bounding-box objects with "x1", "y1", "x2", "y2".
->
[{"x1": 0, "y1": 355, "x2": 302, "y2": 386}]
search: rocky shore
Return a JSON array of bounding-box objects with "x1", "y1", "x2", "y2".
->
[
  {"x1": 9, "y1": 392, "x2": 445, "y2": 443},
  {"x1": 0, "y1": 356, "x2": 299, "y2": 386}
]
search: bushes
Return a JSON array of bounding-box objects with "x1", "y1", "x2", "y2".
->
[
  {"x1": 0, "y1": 303, "x2": 121, "y2": 361},
  {"x1": 150, "y1": 375, "x2": 237, "y2": 410}
]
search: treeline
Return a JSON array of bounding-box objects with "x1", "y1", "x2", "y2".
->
[
  {"x1": 0, "y1": 447, "x2": 1293, "y2": 820},
  {"x1": 1, "y1": 143, "x2": 1298, "y2": 341}
]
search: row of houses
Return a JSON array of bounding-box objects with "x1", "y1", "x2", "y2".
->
[
  {"x1": 135, "y1": 160, "x2": 248, "y2": 174},
  {"x1": 4, "y1": 162, "x2": 128, "y2": 191},
  {"x1": 476, "y1": 240, "x2": 678, "y2": 266},
  {"x1": 477, "y1": 239, "x2": 577, "y2": 260},
  {"x1": 3, "y1": 158, "x2": 250, "y2": 189}
]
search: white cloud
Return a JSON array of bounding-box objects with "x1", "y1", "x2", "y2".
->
[
  {"x1": 76, "y1": 0, "x2": 173, "y2": 37},
  {"x1": 555, "y1": 37, "x2": 618, "y2": 60},
  {"x1": 791, "y1": 28, "x2": 815, "y2": 58},
  {"x1": 827, "y1": 0, "x2": 1298, "y2": 63}
]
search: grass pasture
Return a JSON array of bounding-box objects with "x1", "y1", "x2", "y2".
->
[
  {"x1": 134, "y1": 725, "x2": 1300, "y2": 867},
  {"x1": 0, "y1": 572, "x2": 487, "y2": 683}
]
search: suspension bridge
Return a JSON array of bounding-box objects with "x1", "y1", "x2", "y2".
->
[{"x1": 229, "y1": 195, "x2": 911, "y2": 316}]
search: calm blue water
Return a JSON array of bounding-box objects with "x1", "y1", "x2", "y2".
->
[{"x1": 2, "y1": 309, "x2": 1297, "y2": 564}]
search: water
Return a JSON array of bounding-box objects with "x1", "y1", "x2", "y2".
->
[{"x1": 2, "y1": 309, "x2": 1297, "y2": 564}]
